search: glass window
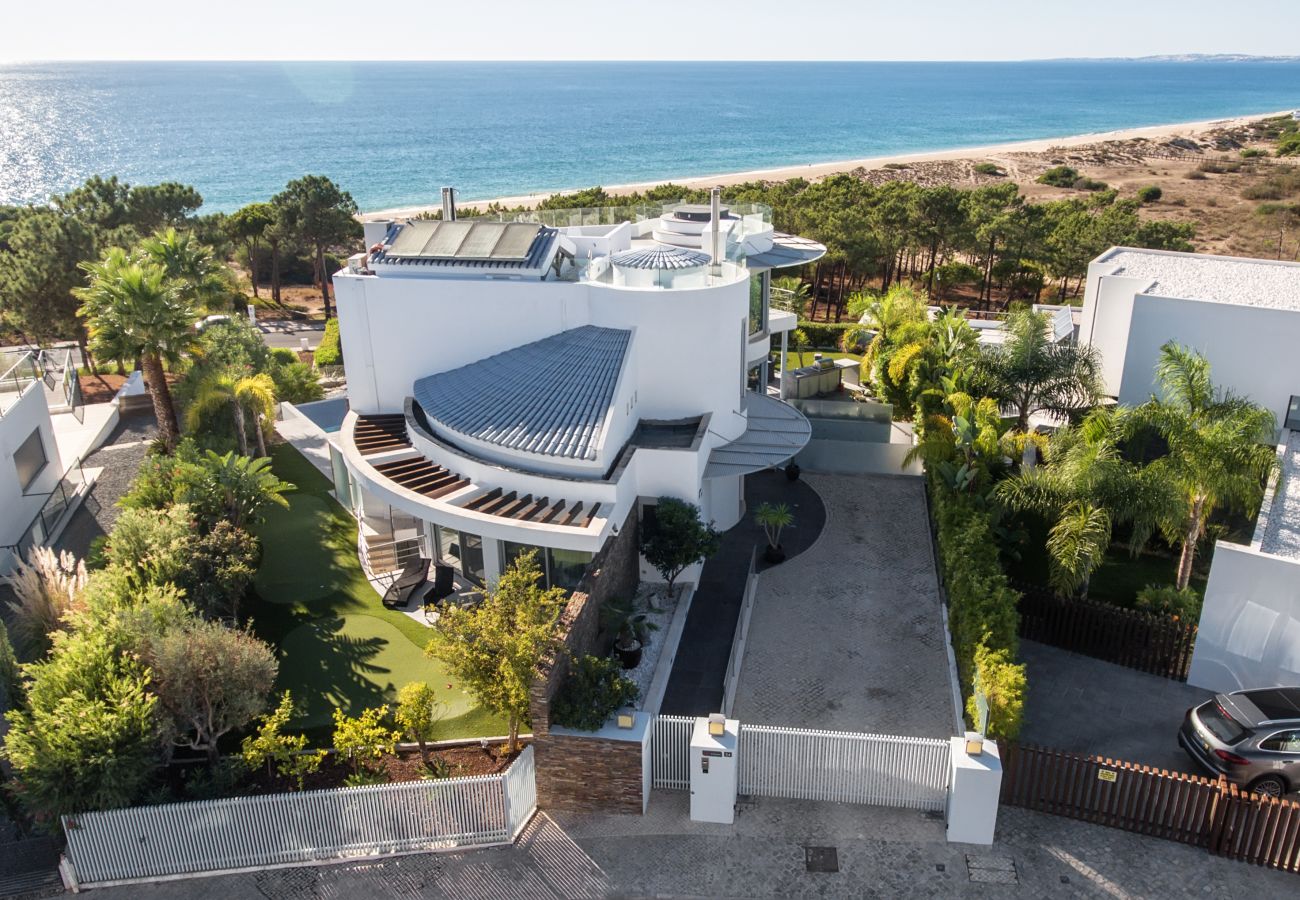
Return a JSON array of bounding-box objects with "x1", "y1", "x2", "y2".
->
[
  {"x1": 329, "y1": 445, "x2": 352, "y2": 511},
  {"x1": 1199, "y1": 702, "x2": 1249, "y2": 745},
  {"x1": 13, "y1": 427, "x2": 47, "y2": 492},
  {"x1": 502, "y1": 541, "x2": 545, "y2": 578},
  {"x1": 547, "y1": 547, "x2": 593, "y2": 592},
  {"x1": 460, "y1": 532, "x2": 485, "y2": 584},
  {"x1": 1260, "y1": 730, "x2": 1300, "y2": 752},
  {"x1": 748, "y1": 272, "x2": 765, "y2": 336}
]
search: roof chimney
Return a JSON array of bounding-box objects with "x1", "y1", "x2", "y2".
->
[
  {"x1": 709, "y1": 186, "x2": 722, "y2": 266},
  {"x1": 441, "y1": 186, "x2": 457, "y2": 222}
]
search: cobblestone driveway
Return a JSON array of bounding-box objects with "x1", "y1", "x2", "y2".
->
[{"x1": 730, "y1": 473, "x2": 958, "y2": 737}]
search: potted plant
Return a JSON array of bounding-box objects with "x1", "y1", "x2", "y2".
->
[
  {"x1": 602, "y1": 596, "x2": 657, "y2": 669},
  {"x1": 784, "y1": 461, "x2": 801, "y2": 482},
  {"x1": 755, "y1": 501, "x2": 795, "y2": 564}
]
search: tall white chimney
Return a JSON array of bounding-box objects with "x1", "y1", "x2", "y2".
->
[{"x1": 441, "y1": 186, "x2": 457, "y2": 221}]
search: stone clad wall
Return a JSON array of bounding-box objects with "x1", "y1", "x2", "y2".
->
[{"x1": 531, "y1": 510, "x2": 645, "y2": 812}]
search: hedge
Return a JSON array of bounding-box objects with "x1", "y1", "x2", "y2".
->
[
  {"x1": 929, "y1": 478, "x2": 1025, "y2": 739},
  {"x1": 314, "y1": 318, "x2": 342, "y2": 367},
  {"x1": 793, "y1": 321, "x2": 859, "y2": 349}
]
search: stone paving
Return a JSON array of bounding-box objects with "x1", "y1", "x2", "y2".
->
[
  {"x1": 97, "y1": 794, "x2": 1298, "y2": 899},
  {"x1": 731, "y1": 473, "x2": 957, "y2": 737},
  {"x1": 1019, "y1": 640, "x2": 1213, "y2": 776}
]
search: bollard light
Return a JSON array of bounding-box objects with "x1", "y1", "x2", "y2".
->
[
  {"x1": 616, "y1": 710, "x2": 635, "y2": 729},
  {"x1": 708, "y1": 713, "x2": 726, "y2": 737}
]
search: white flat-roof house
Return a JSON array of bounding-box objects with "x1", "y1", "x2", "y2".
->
[
  {"x1": 328, "y1": 189, "x2": 823, "y2": 591},
  {"x1": 1079, "y1": 247, "x2": 1300, "y2": 693},
  {"x1": 1080, "y1": 247, "x2": 1300, "y2": 428}
]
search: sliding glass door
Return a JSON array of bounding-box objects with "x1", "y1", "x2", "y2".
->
[{"x1": 434, "y1": 525, "x2": 485, "y2": 584}]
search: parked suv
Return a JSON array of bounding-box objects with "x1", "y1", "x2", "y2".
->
[{"x1": 1179, "y1": 687, "x2": 1300, "y2": 797}]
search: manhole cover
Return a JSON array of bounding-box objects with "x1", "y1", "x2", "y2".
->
[
  {"x1": 965, "y1": 854, "x2": 1018, "y2": 885},
  {"x1": 805, "y1": 846, "x2": 839, "y2": 873}
]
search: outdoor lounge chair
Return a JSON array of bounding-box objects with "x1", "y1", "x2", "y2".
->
[
  {"x1": 382, "y1": 558, "x2": 430, "y2": 609},
  {"x1": 429, "y1": 564, "x2": 456, "y2": 606}
]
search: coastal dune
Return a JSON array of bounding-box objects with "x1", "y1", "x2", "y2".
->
[{"x1": 362, "y1": 110, "x2": 1292, "y2": 219}]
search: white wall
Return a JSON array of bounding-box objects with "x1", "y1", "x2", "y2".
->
[
  {"x1": 1189, "y1": 541, "x2": 1300, "y2": 693},
  {"x1": 1078, "y1": 264, "x2": 1149, "y2": 397},
  {"x1": 0, "y1": 383, "x2": 63, "y2": 546},
  {"x1": 1118, "y1": 294, "x2": 1300, "y2": 427}
]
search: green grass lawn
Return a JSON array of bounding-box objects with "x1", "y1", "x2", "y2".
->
[
  {"x1": 777, "y1": 351, "x2": 864, "y2": 369},
  {"x1": 249, "y1": 444, "x2": 505, "y2": 743}
]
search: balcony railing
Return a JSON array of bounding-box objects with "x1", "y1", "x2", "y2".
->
[{"x1": 0, "y1": 455, "x2": 91, "y2": 569}]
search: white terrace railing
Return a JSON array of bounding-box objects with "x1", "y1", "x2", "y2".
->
[{"x1": 62, "y1": 746, "x2": 537, "y2": 889}]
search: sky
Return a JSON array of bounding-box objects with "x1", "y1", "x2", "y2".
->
[{"x1": 3, "y1": 0, "x2": 1299, "y2": 62}]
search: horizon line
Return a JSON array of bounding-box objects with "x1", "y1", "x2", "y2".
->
[{"x1": 4, "y1": 54, "x2": 1300, "y2": 65}]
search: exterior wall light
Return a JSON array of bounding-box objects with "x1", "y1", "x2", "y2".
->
[{"x1": 707, "y1": 713, "x2": 726, "y2": 737}]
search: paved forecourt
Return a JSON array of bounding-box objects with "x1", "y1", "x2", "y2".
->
[{"x1": 730, "y1": 473, "x2": 957, "y2": 737}]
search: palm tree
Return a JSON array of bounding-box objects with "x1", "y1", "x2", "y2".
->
[
  {"x1": 76, "y1": 255, "x2": 196, "y2": 449},
  {"x1": 849, "y1": 284, "x2": 928, "y2": 377},
  {"x1": 975, "y1": 307, "x2": 1103, "y2": 431},
  {"x1": 138, "y1": 227, "x2": 231, "y2": 312},
  {"x1": 187, "y1": 372, "x2": 277, "y2": 457},
  {"x1": 1122, "y1": 343, "x2": 1279, "y2": 590},
  {"x1": 997, "y1": 409, "x2": 1177, "y2": 597},
  {"x1": 201, "y1": 450, "x2": 293, "y2": 528}
]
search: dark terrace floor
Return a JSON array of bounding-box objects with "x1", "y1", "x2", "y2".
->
[{"x1": 658, "y1": 469, "x2": 825, "y2": 717}]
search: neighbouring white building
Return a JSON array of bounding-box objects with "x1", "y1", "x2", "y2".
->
[
  {"x1": 1080, "y1": 247, "x2": 1300, "y2": 428},
  {"x1": 326, "y1": 189, "x2": 823, "y2": 591},
  {"x1": 1078, "y1": 246, "x2": 1300, "y2": 693}
]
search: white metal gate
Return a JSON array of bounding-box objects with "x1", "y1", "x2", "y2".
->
[
  {"x1": 651, "y1": 715, "x2": 694, "y2": 790},
  {"x1": 739, "y1": 725, "x2": 949, "y2": 812}
]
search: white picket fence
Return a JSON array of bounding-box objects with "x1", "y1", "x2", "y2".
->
[
  {"x1": 651, "y1": 715, "x2": 695, "y2": 790},
  {"x1": 62, "y1": 746, "x2": 537, "y2": 888},
  {"x1": 738, "y1": 725, "x2": 949, "y2": 812}
]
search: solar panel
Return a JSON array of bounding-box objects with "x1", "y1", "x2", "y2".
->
[
  {"x1": 386, "y1": 221, "x2": 438, "y2": 256},
  {"x1": 421, "y1": 221, "x2": 474, "y2": 257},
  {"x1": 491, "y1": 223, "x2": 543, "y2": 260},
  {"x1": 458, "y1": 223, "x2": 508, "y2": 259}
]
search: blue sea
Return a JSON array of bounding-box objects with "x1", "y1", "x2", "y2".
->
[{"x1": 2, "y1": 61, "x2": 1300, "y2": 214}]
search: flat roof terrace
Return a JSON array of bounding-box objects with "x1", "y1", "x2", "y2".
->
[{"x1": 1099, "y1": 248, "x2": 1300, "y2": 311}]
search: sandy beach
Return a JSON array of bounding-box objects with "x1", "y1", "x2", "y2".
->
[{"x1": 361, "y1": 110, "x2": 1293, "y2": 220}]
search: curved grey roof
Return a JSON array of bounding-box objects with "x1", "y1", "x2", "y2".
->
[
  {"x1": 412, "y1": 326, "x2": 632, "y2": 461},
  {"x1": 745, "y1": 232, "x2": 827, "y2": 270},
  {"x1": 610, "y1": 244, "x2": 712, "y2": 270},
  {"x1": 703, "y1": 393, "x2": 812, "y2": 478}
]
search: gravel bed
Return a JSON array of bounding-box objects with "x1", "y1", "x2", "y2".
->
[
  {"x1": 626, "y1": 584, "x2": 678, "y2": 706},
  {"x1": 55, "y1": 412, "x2": 157, "y2": 561}
]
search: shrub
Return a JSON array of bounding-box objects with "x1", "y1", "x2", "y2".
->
[
  {"x1": 1136, "y1": 185, "x2": 1163, "y2": 203},
  {"x1": 973, "y1": 162, "x2": 1004, "y2": 176},
  {"x1": 313, "y1": 318, "x2": 342, "y2": 367},
  {"x1": 929, "y1": 478, "x2": 1024, "y2": 739},
  {"x1": 394, "y1": 682, "x2": 444, "y2": 764},
  {"x1": 0, "y1": 547, "x2": 88, "y2": 659},
  {"x1": 551, "y1": 655, "x2": 639, "y2": 731},
  {"x1": 1240, "y1": 148, "x2": 1267, "y2": 159},
  {"x1": 1277, "y1": 133, "x2": 1300, "y2": 157},
  {"x1": 1037, "y1": 166, "x2": 1079, "y2": 187},
  {"x1": 1184, "y1": 170, "x2": 1208, "y2": 181},
  {"x1": 174, "y1": 522, "x2": 260, "y2": 620},
  {"x1": 104, "y1": 504, "x2": 194, "y2": 590},
  {"x1": 332, "y1": 706, "x2": 400, "y2": 779},
  {"x1": 270, "y1": 358, "x2": 323, "y2": 404},
  {"x1": 969, "y1": 642, "x2": 1025, "y2": 739},
  {"x1": 1135, "y1": 583, "x2": 1203, "y2": 623},
  {"x1": 640, "y1": 498, "x2": 720, "y2": 597},
  {"x1": 1071, "y1": 176, "x2": 1108, "y2": 192},
  {"x1": 240, "y1": 691, "x2": 324, "y2": 789},
  {"x1": 1242, "y1": 182, "x2": 1286, "y2": 201},
  {"x1": 794, "y1": 321, "x2": 857, "y2": 350}
]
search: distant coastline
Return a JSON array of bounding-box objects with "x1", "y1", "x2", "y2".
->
[{"x1": 362, "y1": 109, "x2": 1293, "y2": 219}]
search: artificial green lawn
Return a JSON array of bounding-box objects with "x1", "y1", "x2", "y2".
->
[
  {"x1": 778, "y1": 351, "x2": 864, "y2": 369},
  {"x1": 250, "y1": 443, "x2": 506, "y2": 742}
]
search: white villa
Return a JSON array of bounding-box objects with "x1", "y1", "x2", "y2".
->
[
  {"x1": 1078, "y1": 247, "x2": 1300, "y2": 694},
  {"x1": 325, "y1": 189, "x2": 824, "y2": 591}
]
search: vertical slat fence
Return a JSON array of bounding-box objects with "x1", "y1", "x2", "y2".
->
[
  {"x1": 738, "y1": 725, "x2": 949, "y2": 812},
  {"x1": 63, "y1": 754, "x2": 537, "y2": 887},
  {"x1": 651, "y1": 715, "x2": 694, "y2": 790},
  {"x1": 1015, "y1": 587, "x2": 1196, "y2": 680},
  {"x1": 1000, "y1": 742, "x2": 1300, "y2": 874}
]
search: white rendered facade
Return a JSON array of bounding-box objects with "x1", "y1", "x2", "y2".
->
[
  {"x1": 1077, "y1": 246, "x2": 1300, "y2": 693},
  {"x1": 330, "y1": 196, "x2": 820, "y2": 589},
  {"x1": 0, "y1": 357, "x2": 65, "y2": 572}
]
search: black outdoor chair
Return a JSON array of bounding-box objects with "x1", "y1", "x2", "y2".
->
[
  {"x1": 382, "y1": 558, "x2": 430, "y2": 609},
  {"x1": 429, "y1": 564, "x2": 456, "y2": 606}
]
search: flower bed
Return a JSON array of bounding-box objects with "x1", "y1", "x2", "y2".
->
[{"x1": 625, "y1": 584, "x2": 678, "y2": 707}]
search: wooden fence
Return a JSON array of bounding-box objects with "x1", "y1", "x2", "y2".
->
[
  {"x1": 1001, "y1": 743, "x2": 1300, "y2": 874},
  {"x1": 1016, "y1": 587, "x2": 1196, "y2": 681}
]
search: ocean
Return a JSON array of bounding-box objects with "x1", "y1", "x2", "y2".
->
[{"x1": 2, "y1": 60, "x2": 1300, "y2": 214}]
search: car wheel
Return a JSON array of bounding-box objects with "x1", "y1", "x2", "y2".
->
[{"x1": 1248, "y1": 775, "x2": 1286, "y2": 798}]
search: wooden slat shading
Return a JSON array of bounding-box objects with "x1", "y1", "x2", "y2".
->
[
  {"x1": 454, "y1": 491, "x2": 600, "y2": 529},
  {"x1": 368, "y1": 453, "x2": 469, "y2": 499},
  {"x1": 354, "y1": 414, "x2": 413, "y2": 456}
]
